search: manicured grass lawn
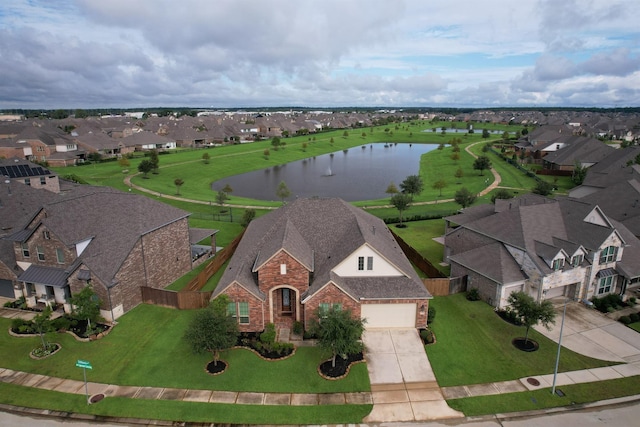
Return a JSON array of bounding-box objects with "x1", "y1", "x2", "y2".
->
[
  {"x1": 629, "y1": 322, "x2": 640, "y2": 333},
  {"x1": 390, "y1": 219, "x2": 449, "y2": 275},
  {"x1": 0, "y1": 304, "x2": 369, "y2": 394},
  {"x1": 426, "y1": 294, "x2": 616, "y2": 387},
  {"x1": 447, "y1": 376, "x2": 640, "y2": 416},
  {"x1": 0, "y1": 383, "x2": 371, "y2": 425}
]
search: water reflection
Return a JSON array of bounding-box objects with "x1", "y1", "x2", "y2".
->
[{"x1": 211, "y1": 142, "x2": 437, "y2": 202}]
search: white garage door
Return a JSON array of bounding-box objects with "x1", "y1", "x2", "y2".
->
[
  {"x1": 545, "y1": 286, "x2": 566, "y2": 299},
  {"x1": 361, "y1": 303, "x2": 416, "y2": 328}
]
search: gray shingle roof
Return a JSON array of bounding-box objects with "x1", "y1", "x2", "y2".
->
[
  {"x1": 449, "y1": 242, "x2": 527, "y2": 284},
  {"x1": 214, "y1": 198, "x2": 430, "y2": 301}
]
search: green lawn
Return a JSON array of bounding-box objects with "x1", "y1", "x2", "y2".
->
[
  {"x1": 629, "y1": 322, "x2": 640, "y2": 333},
  {"x1": 0, "y1": 383, "x2": 371, "y2": 425},
  {"x1": 426, "y1": 294, "x2": 616, "y2": 387},
  {"x1": 448, "y1": 376, "x2": 640, "y2": 416},
  {"x1": 390, "y1": 218, "x2": 449, "y2": 275},
  {"x1": 0, "y1": 304, "x2": 368, "y2": 394}
]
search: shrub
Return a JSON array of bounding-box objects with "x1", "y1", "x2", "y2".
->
[
  {"x1": 427, "y1": 306, "x2": 436, "y2": 324},
  {"x1": 260, "y1": 323, "x2": 276, "y2": 345},
  {"x1": 420, "y1": 328, "x2": 435, "y2": 344},
  {"x1": 52, "y1": 316, "x2": 71, "y2": 331},
  {"x1": 619, "y1": 316, "x2": 631, "y2": 325},
  {"x1": 630, "y1": 313, "x2": 640, "y2": 323},
  {"x1": 12, "y1": 318, "x2": 35, "y2": 334},
  {"x1": 466, "y1": 288, "x2": 480, "y2": 301},
  {"x1": 292, "y1": 321, "x2": 303, "y2": 336},
  {"x1": 629, "y1": 297, "x2": 637, "y2": 306},
  {"x1": 591, "y1": 294, "x2": 624, "y2": 313}
]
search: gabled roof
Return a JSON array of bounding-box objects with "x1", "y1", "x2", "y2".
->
[
  {"x1": 542, "y1": 137, "x2": 614, "y2": 166},
  {"x1": 8, "y1": 186, "x2": 190, "y2": 287},
  {"x1": 214, "y1": 198, "x2": 429, "y2": 301},
  {"x1": 449, "y1": 242, "x2": 527, "y2": 285}
]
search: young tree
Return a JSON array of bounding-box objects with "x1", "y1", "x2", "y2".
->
[
  {"x1": 454, "y1": 187, "x2": 477, "y2": 208},
  {"x1": 571, "y1": 161, "x2": 588, "y2": 185},
  {"x1": 473, "y1": 155, "x2": 492, "y2": 176},
  {"x1": 241, "y1": 208, "x2": 256, "y2": 227},
  {"x1": 32, "y1": 305, "x2": 53, "y2": 351},
  {"x1": 69, "y1": 286, "x2": 102, "y2": 333},
  {"x1": 507, "y1": 291, "x2": 556, "y2": 347},
  {"x1": 118, "y1": 157, "x2": 130, "y2": 169},
  {"x1": 263, "y1": 148, "x2": 270, "y2": 159},
  {"x1": 432, "y1": 179, "x2": 447, "y2": 197},
  {"x1": 222, "y1": 184, "x2": 233, "y2": 196},
  {"x1": 502, "y1": 131, "x2": 510, "y2": 141},
  {"x1": 202, "y1": 152, "x2": 210, "y2": 164},
  {"x1": 302, "y1": 142, "x2": 308, "y2": 152},
  {"x1": 342, "y1": 131, "x2": 349, "y2": 138},
  {"x1": 385, "y1": 181, "x2": 399, "y2": 195},
  {"x1": 450, "y1": 152, "x2": 460, "y2": 162},
  {"x1": 454, "y1": 167, "x2": 464, "y2": 183},
  {"x1": 491, "y1": 188, "x2": 513, "y2": 203},
  {"x1": 532, "y1": 180, "x2": 554, "y2": 196},
  {"x1": 390, "y1": 193, "x2": 412, "y2": 227},
  {"x1": 184, "y1": 296, "x2": 239, "y2": 366},
  {"x1": 138, "y1": 159, "x2": 153, "y2": 178},
  {"x1": 271, "y1": 136, "x2": 282, "y2": 151},
  {"x1": 276, "y1": 180, "x2": 291, "y2": 204},
  {"x1": 482, "y1": 129, "x2": 491, "y2": 139},
  {"x1": 149, "y1": 149, "x2": 160, "y2": 174},
  {"x1": 400, "y1": 175, "x2": 424, "y2": 200},
  {"x1": 330, "y1": 137, "x2": 335, "y2": 144},
  {"x1": 216, "y1": 190, "x2": 229, "y2": 207},
  {"x1": 310, "y1": 307, "x2": 365, "y2": 368},
  {"x1": 174, "y1": 178, "x2": 184, "y2": 195}
]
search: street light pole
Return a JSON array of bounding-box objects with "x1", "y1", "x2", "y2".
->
[{"x1": 552, "y1": 298, "x2": 569, "y2": 395}]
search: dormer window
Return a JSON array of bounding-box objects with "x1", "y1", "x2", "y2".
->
[
  {"x1": 599, "y1": 246, "x2": 617, "y2": 264},
  {"x1": 571, "y1": 254, "x2": 583, "y2": 267},
  {"x1": 552, "y1": 258, "x2": 564, "y2": 271}
]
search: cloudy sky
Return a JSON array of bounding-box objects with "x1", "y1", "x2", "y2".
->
[{"x1": 1, "y1": 0, "x2": 639, "y2": 109}]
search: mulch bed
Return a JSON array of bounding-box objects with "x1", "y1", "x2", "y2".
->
[
  {"x1": 319, "y1": 352, "x2": 364, "y2": 379},
  {"x1": 206, "y1": 360, "x2": 228, "y2": 375},
  {"x1": 512, "y1": 337, "x2": 539, "y2": 352}
]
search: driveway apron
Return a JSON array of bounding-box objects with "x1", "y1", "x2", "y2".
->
[
  {"x1": 534, "y1": 303, "x2": 640, "y2": 363},
  {"x1": 362, "y1": 328, "x2": 463, "y2": 422}
]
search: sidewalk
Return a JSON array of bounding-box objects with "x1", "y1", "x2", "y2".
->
[{"x1": 0, "y1": 367, "x2": 372, "y2": 406}]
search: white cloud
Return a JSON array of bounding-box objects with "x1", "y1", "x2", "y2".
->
[{"x1": 0, "y1": 0, "x2": 638, "y2": 108}]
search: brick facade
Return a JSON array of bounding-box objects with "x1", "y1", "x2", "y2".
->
[
  {"x1": 303, "y1": 283, "x2": 360, "y2": 330},
  {"x1": 222, "y1": 283, "x2": 265, "y2": 332}
]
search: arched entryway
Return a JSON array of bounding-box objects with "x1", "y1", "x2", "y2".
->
[{"x1": 269, "y1": 286, "x2": 300, "y2": 329}]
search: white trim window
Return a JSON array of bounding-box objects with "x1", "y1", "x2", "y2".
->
[
  {"x1": 552, "y1": 258, "x2": 564, "y2": 271},
  {"x1": 571, "y1": 254, "x2": 583, "y2": 267},
  {"x1": 597, "y1": 276, "x2": 614, "y2": 295},
  {"x1": 599, "y1": 246, "x2": 618, "y2": 264},
  {"x1": 36, "y1": 246, "x2": 45, "y2": 261},
  {"x1": 357, "y1": 256, "x2": 364, "y2": 271}
]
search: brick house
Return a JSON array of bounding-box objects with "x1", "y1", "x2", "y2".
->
[
  {"x1": 2, "y1": 184, "x2": 212, "y2": 321},
  {"x1": 212, "y1": 198, "x2": 432, "y2": 333},
  {"x1": 444, "y1": 194, "x2": 640, "y2": 308}
]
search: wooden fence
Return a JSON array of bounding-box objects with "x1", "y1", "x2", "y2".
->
[
  {"x1": 142, "y1": 230, "x2": 246, "y2": 309},
  {"x1": 390, "y1": 230, "x2": 446, "y2": 278},
  {"x1": 184, "y1": 230, "x2": 245, "y2": 292},
  {"x1": 422, "y1": 275, "x2": 467, "y2": 296},
  {"x1": 141, "y1": 287, "x2": 213, "y2": 310}
]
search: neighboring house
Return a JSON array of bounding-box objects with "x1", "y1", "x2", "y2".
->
[
  {"x1": 2, "y1": 184, "x2": 215, "y2": 321},
  {"x1": 0, "y1": 158, "x2": 60, "y2": 193},
  {"x1": 122, "y1": 131, "x2": 176, "y2": 151},
  {"x1": 444, "y1": 194, "x2": 640, "y2": 308},
  {"x1": 212, "y1": 198, "x2": 431, "y2": 333},
  {"x1": 541, "y1": 137, "x2": 614, "y2": 171}
]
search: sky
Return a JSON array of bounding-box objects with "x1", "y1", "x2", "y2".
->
[{"x1": 1, "y1": 0, "x2": 639, "y2": 109}]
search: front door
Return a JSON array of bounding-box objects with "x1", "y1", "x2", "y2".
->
[{"x1": 281, "y1": 288, "x2": 292, "y2": 315}]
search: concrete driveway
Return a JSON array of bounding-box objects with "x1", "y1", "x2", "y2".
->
[
  {"x1": 361, "y1": 328, "x2": 462, "y2": 422},
  {"x1": 534, "y1": 302, "x2": 640, "y2": 363}
]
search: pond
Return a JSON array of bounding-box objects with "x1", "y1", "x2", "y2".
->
[{"x1": 211, "y1": 143, "x2": 438, "y2": 202}]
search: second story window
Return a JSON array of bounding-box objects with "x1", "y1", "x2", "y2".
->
[
  {"x1": 40, "y1": 177, "x2": 46, "y2": 185},
  {"x1": 358, "y1": 256, "x2": 364, "y2": 271},
  {"x1": 367, "y1": 256, "x2": 373, "y2": 270},
  {"x1": 21, "y1": 243, "x2": 30, "y2": 257},
  {"x1": 56, "y1": 248, "x2": 65, "y2": 264},
  {"x1": 36, "y1": 246, "x2": 45, "y2": 261},
  {"x1": 24, "y1": 178, "x2": 31, "y2": 186},
  {"x1": 599, "y1": 246, "x2": 617, "y2": 264},
  {"x1": 572, "y1": 254, "x2": 583, "y2": 267},
  {"x1": 552, "y1": 258, "x2": 564, "y2": 271},
  {"x1": 43, "y1": 230, "x2": 50, "y2": 240}
]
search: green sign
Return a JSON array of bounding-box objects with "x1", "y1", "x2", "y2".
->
[{"x1": 76, "y1": 359, "x2": 93, "y2": 370}]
